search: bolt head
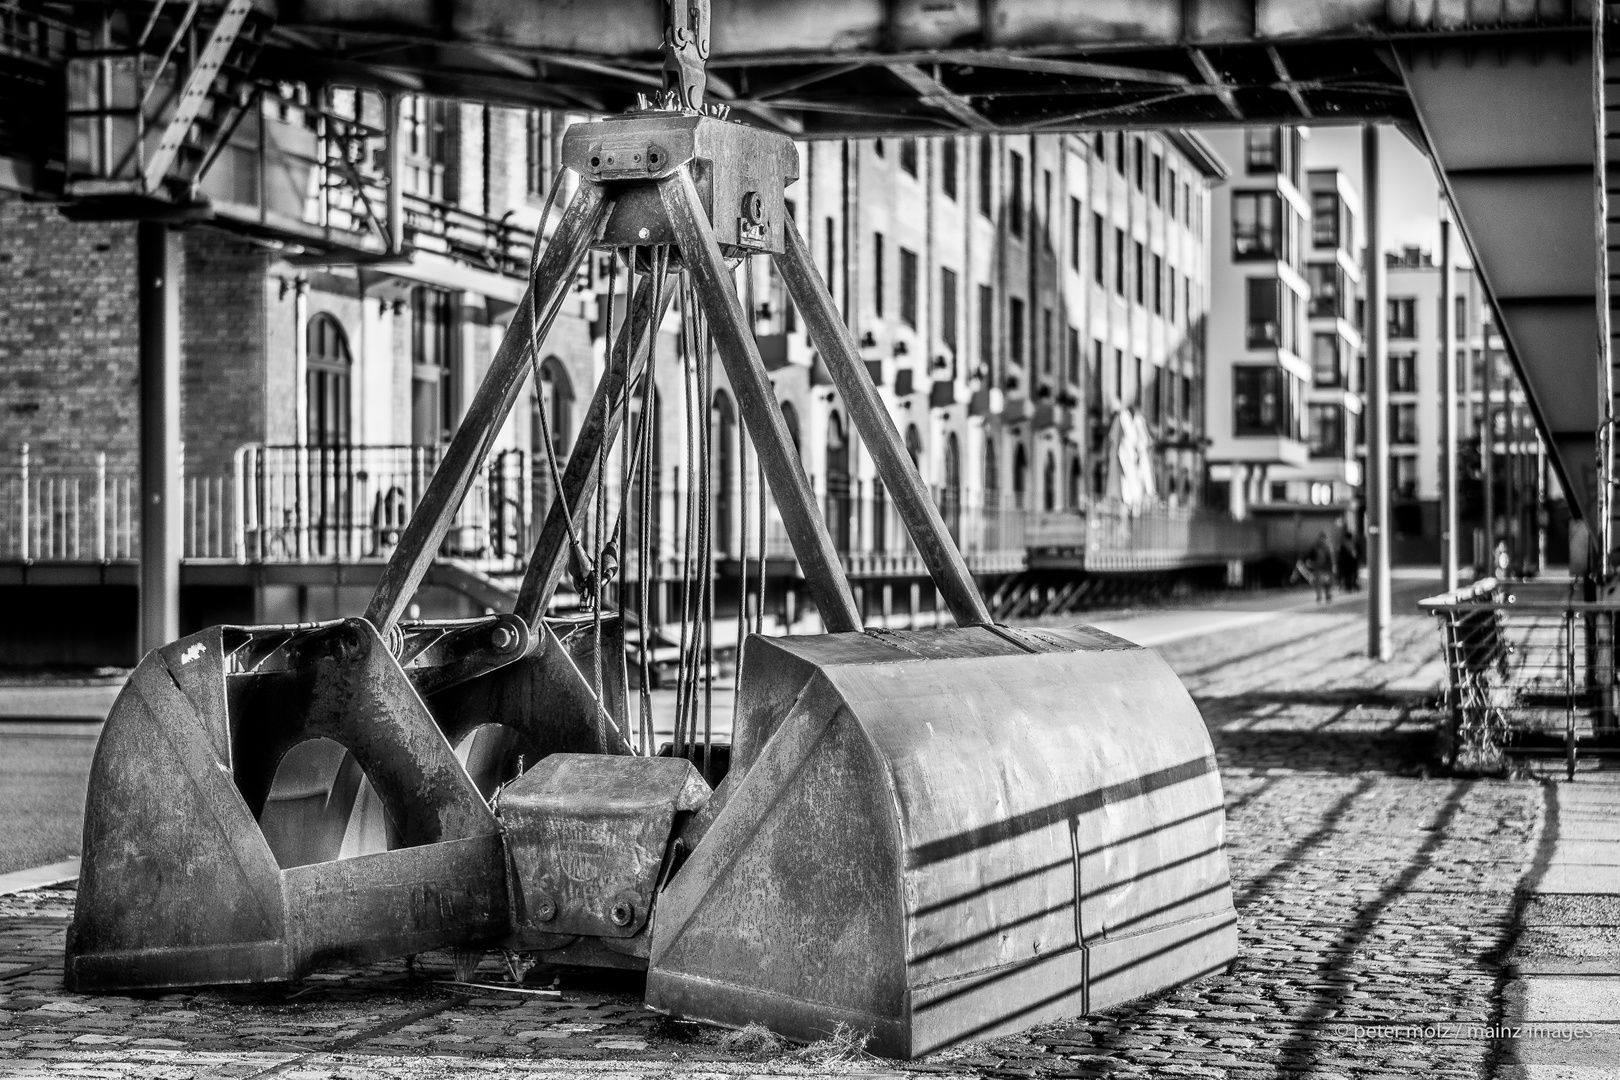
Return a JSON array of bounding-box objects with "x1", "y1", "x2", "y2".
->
[
  {"x1": 534, "y1": 895, "x2": 557, "y2": 922},
  {"x1": 609, "y1": 901, "x2": 634, "y2": 927}
]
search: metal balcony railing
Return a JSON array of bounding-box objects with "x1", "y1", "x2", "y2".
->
[
  {"x1": 0, "y1": 443, "x2": 528, "y2": 575},
  {"x1": 237, "y1": 444, "x2": 529, "y2": 572}
]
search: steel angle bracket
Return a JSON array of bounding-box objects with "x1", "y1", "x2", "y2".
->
[
  {"x1": 561, "y1": 112, "x2": 798, "y2": 256},
  {"x1": 66, "y1": 619, "x2": 509, "y2": 991}
]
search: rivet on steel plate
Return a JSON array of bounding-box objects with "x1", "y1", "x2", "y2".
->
[
  {"x1": 609, "y1": 900, "x2": 635, "y2": 927},
  {"x1": 534, "y1": 895, "x2": 557, "y2": 922}
]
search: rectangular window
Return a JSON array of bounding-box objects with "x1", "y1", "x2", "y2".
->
[
  {"x1": 411, "y1": 286, "x2": 456, "y2": 446},
  {"x1": 1307, "y1": 263, "x2": 1344, "y2": 319},
  {"x1": 1312, "y1": 332, "x2": 1341, "y2": 387},
  {"x1": 1247, "y1": 277, "x2": 1280, "y2": 349},
  {"x1": 1151, "y1": 253, "x2": 1163, "y2": 315},
  {"x1": 1151, "y1": 153, "x2": 1163, "y2": 205},
  {"x1": 1043, "y1": 169, "x2": 1053, "y2": 251},
  {"x1": 1232, "y1": 191, "x2": 1281, "y2": 259},
  {"x1": 1009, "y1": 297, "x2": 1026, "y2": 365},
  {"x1": 1144, "y1": 363, "x2": 1160, "y2": 424},
  {"x1": 1454, "y1": 295, "x2": 1467, "y2": 340},
  {"x1": 941, "y1": 267, "x2": 959, "y2": 359},
  {"x1": 1233, "y1": 365, "x2": 1294, "y2": 437},
  {"x1": 899, "y1": 137, "x2": 918, "y2": 177},
  {"x1": 978, "y1": 136, "x2": 992, "y2": 217},
  {"x1": 1168, "y1": 267, "x2": 1178, "y2": 322},
  {"x1": 1113, "y1": 228, "x2": 1125, "y2": 295},
  {"x1": 899, "y1": 247, "x2": 919, "y2": 328},
  {"x1": 1308, "y1": 403, "x2": 1344, "y2": 457},
  {"x1": 1183, "y1": 180, "x2": 1192, "y2": 226},
  {"x1": 1168, "y1": 169, "x2": 1178, "y2": 218},
  {"x1": 1090, "y1": 340, "x2": 1104, "y2": 409},
  {"x1": 873, "y1": 138, "x2": 885, "y2": 158},
  {"x1": 978, "y1": 285, "x2": 994, "y2": 369},
  {"x1": 1133, "y1": 136, "x2": 1144, "y2": 190},
  {"x1": 1067, "y1": 325, "x2": 1081, "y2": 384},
  {"x1": 1311, "y1": 191, "x2": 1341, "y2": 248},
  {"x1": 873, "y1": 232, "x2": 885, "y2": 318},
  {"x1": 1390, "y1": 352, "x2": 1417, "y2": 393},
  {"x1": 1133, "y1": 241, "x2": 1145, "y2": 305},
  {"x1": 1042, "y1": 307, "x2": 1053, "y2": 374},
  {"x1": 1069, "y1": 196, "x2": 1081, "y2": 272},
  {"x1": 1245, "y1": 127, "x2": 1280, "y2": 174},
  {"x1": 1009, "y1": 151, "x2": 1025, "y2": 237},
  {"x1": 1394, "y1": 455, "x2": 1419, "y2": 499},
  {"x1": 1092, "y1": 212, "x2": 1105, "y2": 285},
  {"x1": 824, "y1": 217, "x2": 836, "y2": 282},
  {"x1": 1114, "y1": 348, "x2": 1124, "y2": 400},
  {"x1": 1387, "y1": 297, "x2": 1417, "y2": 339},
  {"x1": 1391, "y1": 402, "x2": 1419, "y2": 445},
  {"x1": 942, "y1": 138, "x2": 958, "y2": 200},
  {"x1": 525, "y1": 110, "x2": 554, "y2": 198},
  {"x1": 1114, "y1": 132, "x2": 1126, "y2": 175},
  {"x1": 1094, "y1": 132, "x2": 1106, "y2": 158}
]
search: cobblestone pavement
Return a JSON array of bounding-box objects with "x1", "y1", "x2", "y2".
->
[{"x1": 0, "y1": 591, "x2": 1593, "y2": 1078}]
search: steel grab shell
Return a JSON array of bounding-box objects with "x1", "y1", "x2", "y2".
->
[
  {"x1": 65, "y1": 620, "x2": 509, "y2": 991},
  {"x1": 646, "y1": 624, "x2": 1237, "y2": 1058}
]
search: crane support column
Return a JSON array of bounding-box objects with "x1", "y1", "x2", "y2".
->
[
  {"x1": 1441, "y1": 216, "x2": 1459, "y2": 592},
  {"x1": 1364, "y1": 125, "x2": 1391, "y2": 660},
  {"x1": 137, "y1": 221, "x2": 182, "y2": 655}
]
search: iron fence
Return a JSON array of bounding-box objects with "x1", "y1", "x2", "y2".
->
[
  {"x1": 1421, "y1": 577, "x2": 1620, "y2": 778},
  {"x1": 236, "y1": 445, "x2": 529, "y2": 572}
]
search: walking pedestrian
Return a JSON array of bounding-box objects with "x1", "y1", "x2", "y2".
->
[
  {"x1": 1336, "y1": 529, "x2": 1359, "y2": 593},
  {"x1": 1307, "y1": 531, "x2": 1335, "y2": 603}
]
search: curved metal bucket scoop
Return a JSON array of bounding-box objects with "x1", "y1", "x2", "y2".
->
[
  {"x1": 647, "y1": 624, "x2": 1237, "y2": 1058},
  {"x1": 65, "y1": 619, "x2": 510, "y2": 991}
]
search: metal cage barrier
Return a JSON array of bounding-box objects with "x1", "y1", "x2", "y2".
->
[{"x1": 1420, "y1": 577, "x2": 1620, "y2": 778}]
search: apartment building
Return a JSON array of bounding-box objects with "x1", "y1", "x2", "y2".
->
[
  {"x1": 1202, "y1": 126, "x2": 1317, "y2": 518},
  {"x1": 1384, "y1": 248, "x2": 1548, "y2": 566},
  {"x1": 0, "y1": 97, "x2": 1228, "y2": 663}
]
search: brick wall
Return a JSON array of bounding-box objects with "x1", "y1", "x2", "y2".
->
[
  {"x1": 181, "y1": 227, "x2": 269, "y2": 477},
  {"x1": 0, "y1": 195, "x2": 140, "y2": 471}
]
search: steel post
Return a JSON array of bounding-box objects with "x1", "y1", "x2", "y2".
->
[
  {"x1": 1483, "y1": 312, "x2": 1495, "y2": 571},
  {"x1": 513, "y1": 272, "x2": 676, "y2": 624},
  {"x1": 138, "y1": 221, "x2": 182, "y2": 655},
  {"x1": 1440, "y1": 216, "x2": 1459, "y2": 592},
  {"x1": 366, "y1": 182, "x2": 611, "y2": 636},
  {"x1": 777, "y1": 223, "x2": 990, "y2": 627},
  {"x1": 659, "y1": 170, "x2": 862, "y2": 633},
  {"x1": 1363, "y1": 125, "x2": 1391, "y2": 660}
]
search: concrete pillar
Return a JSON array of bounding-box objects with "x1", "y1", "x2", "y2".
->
[
  {"x1": 1363, "y1": 125, "x2": 1391, "y2": 660},
  {"x1": 138, "y1": 222, "x2": 182, "y2": 655},
  {"x1": 1440, "y1": 217, "x2": 1459, "y2": 591}
]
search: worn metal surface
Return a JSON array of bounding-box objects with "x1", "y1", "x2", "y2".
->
[
  {"x1": 66, "y1": 621, "x2": 508, "y2": 991},
  {"x1": 501, "y1": 754, "x2": 708, "y2": 950},
  {"x1": 647, "y1": 624, "x2": 1236, "y2": 1057},
  {"x1": 397, "y1": 612, "x2": 531, "y2": 699},
  {"x1": 428, "y1": 614, "x2": 634, "y2": 799}
]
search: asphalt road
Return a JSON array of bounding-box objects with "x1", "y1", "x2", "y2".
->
[{"x1": 0, "y1": 572, "x2": 1449, "y2": 879}]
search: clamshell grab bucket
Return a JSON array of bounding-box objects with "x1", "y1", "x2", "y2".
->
[
  {"x1": 646, "y1": 624, "x2": 1237, "y2": 1058},
  {"x1": 65, "y1": 619, "x2": 512, "y2": 992}
]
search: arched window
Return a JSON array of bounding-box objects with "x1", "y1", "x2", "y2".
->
[
  {"x1": 942, "y1": 433, "x2": 962, "y2": 543},
  {"x1": 532, "y1": 357, "x2": 574, "y2": 463},
  {"x1": 713, "y1": 391, "x2": 736, "y2": 555},
  {"x1": 305, "y1": 313, "x2": 352, "y2": 447},
  {"x1": 531, "y1": 357, "x2": 574, "y2": 515},
  {"x1": 825, "y1": 411, "x2": 851, "y2": 554},
  {"x1": 1013, "y1": 444, "x2": 1029, "y2": 510},
  {"x1": 1042, "y1": 452, "x2": 1056, "y2": 511},
  {"x1": 1068, "y1": 455, "x2": 1084, "y2": 509}
]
